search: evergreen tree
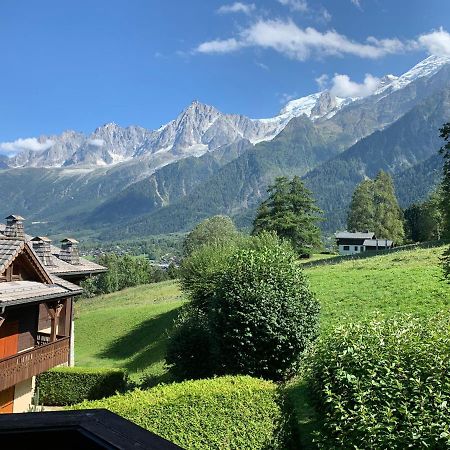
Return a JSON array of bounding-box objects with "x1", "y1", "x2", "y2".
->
[
  {"x1": 347, "y1": 179, "x2": 376, "y2": 232},
  {"x1": 373, "y1": 171, "x2": 405, "y2": 243},
  {"x1": 252, "y1": 176, "x2": 323, "y2": 255},
  {"x1": 439, "y1": 124, "x2": 450, "y2": 281},
  {"x1": 439, "y1": 124, "x2": 450, "y2": 238}
]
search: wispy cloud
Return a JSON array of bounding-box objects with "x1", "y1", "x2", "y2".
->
[
  {"x1": 197, "y1": 38, "x2": 241, "y2": 54},
  {"x1": 87, "y1": 138, "x2": 105, "y2": 147},
  {"x1": 418, "y1": 27, "x2": 450, "y2": 57},
  {"x1": 0, "y1": 137, "x2": 54, "y2": 155},
  {"x1": 278, "y1": 92, "x2": 298, "y2": 104},
  {"x1": 196, "y1": 19, "x2": 409, "y2": 60},
  {"x1": 277, "y1": 0, "x2": 308, "y2": 12},
  {"x1": 315, "y1": 74, "x2": 329, "y2": 90},
  {"x1": 217, "y1": 2, "x2": 255, "y2": 15},
  {"x1": 350, "y1": 0, "x2": 362, "y2": 9},
  {"x1": 330, "y1": 73, "x2": 381, "y2": 98},
  {"x1": 255, "y1": 61, "x2": 269, "y2": 70}
]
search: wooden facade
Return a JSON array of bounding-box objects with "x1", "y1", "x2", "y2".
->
[
  {"x1": 0, "y1": 236, "x2": 78, "y2": 412},
  {"x1": 0, "y1": 215, "x2": 106, "y2": 414}
]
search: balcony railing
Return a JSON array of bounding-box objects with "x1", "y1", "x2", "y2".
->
[{"x1": 0, "y1": 337, "x2": 70, "y2": 392}]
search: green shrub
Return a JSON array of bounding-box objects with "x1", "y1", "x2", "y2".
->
[
  {"x1": 168, "y1": 233, "x2": 319, "y2": 381},
  {"x1": 69, "y1": 375, "x2": 291, "y2": 450},
  {"x1": 37, "y1": 367, "x2": 128, "y2": 406},
  {"x1": 307, "y1": 314, "x2": 450, "y2": 449}
]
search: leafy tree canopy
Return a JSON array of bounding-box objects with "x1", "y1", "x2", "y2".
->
[
  {"x1": 182, "y1": 215, "x2": 239, "y2": 257},
  {"x1": 347, "y1": 171, "x2": 405, "y2": 243}
]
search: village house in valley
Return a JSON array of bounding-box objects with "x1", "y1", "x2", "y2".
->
[
  {"x1": 335, "y1": 231, "x2": 394, "y2": 256},
  {"x1": 0, "y1": 215, "x2": 106, "y2": 413}
]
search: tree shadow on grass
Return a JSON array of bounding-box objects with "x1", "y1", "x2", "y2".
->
[{"x1": 96, "y1": 308, "x2": 181, "y2": 374}]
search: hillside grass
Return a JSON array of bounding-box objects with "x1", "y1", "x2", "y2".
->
[
  {"x1": 74, "y1": 280, "x2": 185, "y2": 383},
  {"x1": 306, "y1": 245, "x2": 449, "y2": 333},
  {"x1": 291, "y1": 244, "x2": 450, "y2": 449},
  {"x1": 75, "y1": 246, "x2": 449, "y2": 386}
]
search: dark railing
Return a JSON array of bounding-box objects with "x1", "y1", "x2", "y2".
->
[{"x1": 0, "y1": 337, "x2": 70, "y2": 391}]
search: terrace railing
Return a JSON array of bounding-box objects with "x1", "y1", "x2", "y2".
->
[{"x1": 0, "y1": 337, "x2": 70, "y2": 391}]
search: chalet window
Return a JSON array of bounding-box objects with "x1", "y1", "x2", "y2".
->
[
  {"x1": 354, "y1": 246, "x2": 358, "y2": 251},
  {"x1": 343, "y1": 245, "x2": 350, "y2": 251}
]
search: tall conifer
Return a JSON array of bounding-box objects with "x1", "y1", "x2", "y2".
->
[{"x1": 252, "y1": 176, "x2": 323, "y2": 255}]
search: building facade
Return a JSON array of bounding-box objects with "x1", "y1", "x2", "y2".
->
[
  {"x1": 0, "y1": 215, "x2": 106, "y2": 413},
  {"x1": 335, "y1": 231, "x2": 394, "y2": 256}
]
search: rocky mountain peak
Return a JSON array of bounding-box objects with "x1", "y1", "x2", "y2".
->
[{"x1": 310, "y1": 91, "x2": 338, "y2": 118}]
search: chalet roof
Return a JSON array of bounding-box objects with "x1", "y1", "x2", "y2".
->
[
  {"x1": 335, "y1": 231, "x2": 376, "y2": 240},
  {"x1": 363, "y1": 239, "x2": 393, "y2": 247},
  {"x1": 0, "y1": 239, "x2": 24, "y2": 274},
  {"x1": 31, "y1": 236, "x2": 52, "y2": 242},
  {"x1": 0, "y1": 237, "x2": 83, "y2": 305},
  {"x1": 0, "y1": 278, "x2": 82, "y2": 306},
  {"x1": 5, "y1": 214, "x2": 25, "y2": 221},
  {"x1": 61, "y1": 238, "x2": 79, "y2": 244},
  {"x1": 0, "y1": 224, "x2": 106, "y2": 276}
]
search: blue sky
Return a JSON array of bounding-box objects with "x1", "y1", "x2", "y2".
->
[{"x1": 1, "y1": 0, "x2": 450, "y2": 152}]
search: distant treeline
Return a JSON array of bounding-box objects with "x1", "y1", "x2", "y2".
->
[{"x1": 81, "y1": 254, "x2": 179, "y2": 298}]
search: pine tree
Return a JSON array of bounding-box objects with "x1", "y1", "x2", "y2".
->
[
  {"x1": 347, "y1": 179, "x2": 376, "y2": 232},
  {"x1": 439, "y1": 124, "x2": 450, "y2": 281},
  {"x1": 373, "y1": 171, "x2": 405, "y2": 243},
  {"x1": 252, "y1": 176, "x2": 323, "y2": 255},
  {"x1": 439, "y1": 124, "x2": 450, "y2": 238}
]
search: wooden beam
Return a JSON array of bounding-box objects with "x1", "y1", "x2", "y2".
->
[{"x1": 45, "y1": 302, "x2": 64, "y2": 342}]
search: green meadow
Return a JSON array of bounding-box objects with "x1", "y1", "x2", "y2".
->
[{"x1": 75, "y1": 245, "x2": 449, "y2": 382}]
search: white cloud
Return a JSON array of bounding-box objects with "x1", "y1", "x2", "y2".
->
[
  {"x1": 197, "y1": 38, "x2": 242, "y2": 54},
  {"x1": 278, "y1": 0, "x2": 308, "y2": 12},
  {"x1": 418, "y1": 27, "x2": 450, "y2": 57},
  {"x1": 87, "y1": 139, "x2": 105, "y2": 147},
  {"x1": 315, "y1": 73, "x2": 329, "y2": 90},
  {"x1": 321, "y1": 8, "x2": 332, "y2": 22},
  {"x1": 217, "y1": 2, "x2": 255, "y2": 15},
  {"x1": 351, "y1": 0, "x2": 362, "y2": 9},
  {"x1": 330, "y1": 73, "x2": 381, "y2": 98},
  {"x1": 196, "y1": 19, "x2": 408, "y2": 60},
  {"x1": 0, "y1": 137, "x2": 54, "y2": 155}
]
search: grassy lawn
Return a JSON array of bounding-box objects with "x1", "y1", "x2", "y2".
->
[
  {"x1": 306, "y1": 245, "x2": 450, "y2": 333},
  {"x1": 74, "y1": 280, "x2": 185, "y2": 383},
  {"x1": 290, "y1": 244, "x2": 450, "y2": 448}
]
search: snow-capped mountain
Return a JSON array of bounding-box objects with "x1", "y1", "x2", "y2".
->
[{"x1": 5, "y1": 54, "x2": 450, "y2": 170}]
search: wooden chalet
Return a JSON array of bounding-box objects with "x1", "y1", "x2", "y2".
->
[{"x1": 0, "y1": 215, "x2": 106, "y2": 413}]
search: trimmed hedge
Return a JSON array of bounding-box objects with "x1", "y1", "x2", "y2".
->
[
  {"x1": 37, "y1": 367, "x2": 128, "y2": 406},
  {"x1": 307, "y1": 314, "x2": 450, "y2": 449},
  {"x1": 70, "y1": 375, "x2": 291, "y2": 450}
]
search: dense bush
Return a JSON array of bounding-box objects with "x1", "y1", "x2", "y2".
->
[
  {"x1": 167, "y1": 232, "x2": 320, "y2": 381},
  {"x1": 69, "y1": 376, "x2": 291, "y2": 450},
  {"x1": 37, "y1": 367, "x2": 128, "y2": 406},
  {"x1": 307, "y1": 314, "x2": 450, "y2": 449}
]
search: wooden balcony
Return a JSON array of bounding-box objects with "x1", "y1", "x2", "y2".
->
[{"x1": 0, "y1": 337, "x2": 70, "y2": 391}]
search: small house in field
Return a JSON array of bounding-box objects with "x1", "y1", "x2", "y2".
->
[
  {"x1": 335, "y1": 231, "x2": 394, "y2": 255},
  {"x1": 0, "y1": 215, "x2": 106, "y2": 414}
]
